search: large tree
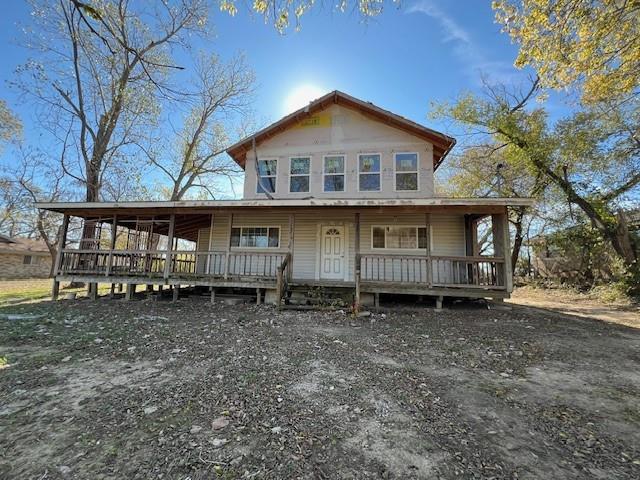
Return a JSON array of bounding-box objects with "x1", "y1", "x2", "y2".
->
[
  {"x1": 442, "y1": 143, "x2": 549, "y2": 272},
  {"x1": 16, "y1": 0, "x2": 210, "y2": 203},
  {"x1": 148, "y1": 53, "x2": 255, "y2": 201},
  {"x1": 432, "y1": 79, "x2": 640, "y2": 292},
  {"x1": 493, "y1": 0, "x2": 640, "y2": 103},
  {"x1": 1, "y1": 147, "x2": 68, "y2": 275}
]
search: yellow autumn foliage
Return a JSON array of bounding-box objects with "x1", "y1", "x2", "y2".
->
[{"x1": 494, "y1": 0, "x2": 640, "y2": 103}]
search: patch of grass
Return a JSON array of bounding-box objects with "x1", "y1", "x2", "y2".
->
[
  {"x1": 0, "y1": 355, "x2": 8, "y2": 368},
  {"x1": 0, "y1": 279, "x2": 110, "y2": 306},
  {"x1": 623, "y1": 406, "x2": 640, "y2": 423}
]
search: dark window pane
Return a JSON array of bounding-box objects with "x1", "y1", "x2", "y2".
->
[
  {"x1": 230, "y1": 228, "x2": 240, "y2": 247},
  {"x1": 268, "y1": 228, "x2": 279, "y2": 247},
  {"x1": 290, "y1": 176, "x2": 309, "y2": 192},
  {"x1": 290, "y1": 157, "x2": 310, "y2": 175},
  {"x1": 359, "y1": 173, "x2": 380, "y2": 191},
  {"x1": 257, "y1": 176, "x2": 276, "y2": 193},
  {"x1": 324, "y1": 174, "x2": 344, "y2": 192},
  {"x1": 395, "y1": 153, "x2": 417, "y2": 171},
  {"x1": 324, "y1": 156, "x2": 344, "y2": 174},
  {"x1": 418, "y1": 228, "x2": 428, "y2": 249},
  {"x1": 372, "y1": 227, "x2": 385, "y2": 248},
  {"x1": 396, "y1": 173, "x2": 418, "y2": 191},
  {"x1": 359, "y1": 154, "x2": 380, "y2": 173}
]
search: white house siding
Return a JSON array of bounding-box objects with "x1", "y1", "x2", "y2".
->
[
  {"x1": 243, "y1": 104, "x2": 435, "y2": 200},
  {"x1": 195, "y1": 211, "x2": 465, "y2": 282}
]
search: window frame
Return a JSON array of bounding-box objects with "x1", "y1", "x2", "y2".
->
[
  {"x1": 288, "y1": 156, "x2": 311, "y2": 194},
  {"x1": 230, "y1": 226, "x2": 282, "y2": 250},
  {"x1": 23, "y1": 255, "x2": 34, "y2": 265},
  {"x1": 393, "y1": 152, "x2": 420, "y2": 192},
  {"x1": 256, "y1": 158, "x2": 278, "y2": 194},
  {"x1": 322, "y1": 154, "x2": 346, "y2": 193},
  {"x1": 370, "y1": 225, "x2": 430, "y2": 251},
  {"x1": 357, "y1": 153, "x2": 382, "y2": 192}
]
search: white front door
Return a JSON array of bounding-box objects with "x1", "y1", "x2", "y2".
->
[{"x1": 320, "y1": 226, "x2": 345, "y2": 280}]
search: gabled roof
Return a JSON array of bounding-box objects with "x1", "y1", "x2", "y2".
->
[
  {"x1": 226, "y1": 90, "x2": 456, "y2": 171},
  {"x1": 0, "y1": 234, "x2": 50, "y2": 254}
]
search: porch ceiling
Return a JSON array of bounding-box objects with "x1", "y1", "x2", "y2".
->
[{"x1": 37, "y1": 197, "x2": 533, "y2": 219}]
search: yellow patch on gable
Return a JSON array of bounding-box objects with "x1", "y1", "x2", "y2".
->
[{"x1": 293, "y1": 113, "x2": 332, "y2": 129}]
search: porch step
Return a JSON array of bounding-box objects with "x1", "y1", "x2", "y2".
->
[
  {"x1": 279, "y1": 304, "x2": 345, "y2": 312},
  {"x1": 284, "y1": 284, "x2": 353, "y2": 308}
]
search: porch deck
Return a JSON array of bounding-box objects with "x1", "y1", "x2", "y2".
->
[{"x1": 54, "y1": 248, "x2": 509, "y2": 301}]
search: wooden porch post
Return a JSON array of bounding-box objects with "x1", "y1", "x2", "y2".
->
[
  {"x1": 502, "y1": 210, "x2": 513, "y2": 293},
  {"x1": 164, "y1": 214, "x2": 176, "y2": 280},
  {"x1": 354, "y1": 212, "x2": 361, "y2": 311},
  {"x1": 52, "y1": 213, "x2": 70, "y2": 301},
  {"x1": 125, "y1": 283, "x2": 135, "y2": 301},
  {"x1": 206, "y1": 213, "x2": 215, "y2": 274},
  {"x1": 224, "y1": 213, "x2": 233, "y2": 279},
  {"x1": 287, "y1": 213, "x2": 295, "y2": 282},
  {"x1": 106, "y1": 214, "x2": 117, "y2": 278},
  {"x1": 425, "y1": 212, "x2": 432, "y2": 287},
  {"x1": 491, "y1": 209, "x2": 513, "y2": 291}
]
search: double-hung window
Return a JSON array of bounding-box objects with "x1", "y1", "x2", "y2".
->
[
  {"x1": 230, "y1": 227, "x2": 280, "y2": 248},
  {"x1": 358, "y1": 154, "x2": 381, "y2": 191},
  {"x1": 395, "y1": 153, "x2": 418, "y2": 191},
  {"x1": 372, "y1": 226, "x2": 428, "y2": 250},
  {"x1": 323, "y1": 155, "x2": 345, "y2": 192},
  {"x1": 289, "y1": 157, "x2": 310, "y2": 193},
  {"x1": 257, "y1": 159, "x2": 277, "y2": 194}
]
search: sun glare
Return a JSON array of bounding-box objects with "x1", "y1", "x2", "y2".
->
[{"x1": 283, "y1": 85, "x2": 326, "y2": 115}]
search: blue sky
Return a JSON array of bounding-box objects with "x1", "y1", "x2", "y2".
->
[{"x1": 0, "y1": 0, "x2": 545, "y2": 193}]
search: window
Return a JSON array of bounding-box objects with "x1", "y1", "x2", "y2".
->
[
  {"x1": 257, "y1": 159, "x2": 277, "y2": 194},
  {"x1": 395, "y1": 153, "x2": 418, "y2": 191},
  {"x1": 372, "y1": 226, "x2": 428, "y2": 250},
  {"x1": 358, "y1": 154, "x2": 381, "y2": 191},
  {"x1": 23, "y1": 255, "x2": 35, "y2": 265},
  {"x1": 230, "y1": 227, "x2": 280, "y2": 248},
  {"x1": 289, "y1": 157, "x2": 310, "y2": 193},
  {"x1": 323, "y1": 155, "x2": 345, "y2": 192}
]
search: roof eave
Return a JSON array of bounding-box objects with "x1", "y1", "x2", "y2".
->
[{"x1": 226, "y1": 90, "x2": 455, "y2": 170}]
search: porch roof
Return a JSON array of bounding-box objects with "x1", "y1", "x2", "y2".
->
[{"x1": 37, "y1": 197, "x2": 533, "y2": 217}]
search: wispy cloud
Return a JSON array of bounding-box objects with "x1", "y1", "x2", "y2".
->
[
  {"x1": 407, "y1": 1, "x2": 471, "y2": 45},
  {"x1": 407, "y1": 0, "x2": 523, "y2": 86}
]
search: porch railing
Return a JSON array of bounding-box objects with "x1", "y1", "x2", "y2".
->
[
  {"x1": 58, "y1": 249, "x2": 287, "y2": 281},
  {"x1": 358, "y1": 254, "x2": 505, "y2": 289}
]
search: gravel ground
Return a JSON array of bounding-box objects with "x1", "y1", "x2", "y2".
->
[{"x1": 0, "y1": 293, "x2": 639, "y2": 479}]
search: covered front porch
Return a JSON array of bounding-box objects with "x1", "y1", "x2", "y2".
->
[{"x1": 38, "y1": 198, "x2": 530, "y2": 307}]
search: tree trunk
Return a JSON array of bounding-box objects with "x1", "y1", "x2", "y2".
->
[{"x1": 510, "y1": 207, "x2": 525, "y2": 276}]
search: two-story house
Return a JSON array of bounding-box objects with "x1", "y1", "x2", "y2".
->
[{"x1": 38, "y1": 91, "x2": 531, "y2": 308}]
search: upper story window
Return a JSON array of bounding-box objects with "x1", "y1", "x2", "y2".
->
[
  {"x1": 257, "y1": 159, "x2": 277, "y2": 194},
  {"x1": 372, "y1": 226, "x2": 428, "y2": 250},
  {"x1": 395, "y1": 153, "x2": 418, "y2": 191},
  {"x1": 323, "y1": 155, "x2": 345, "y2": 192},
  {"x1": 358, "y1": 154, "x2": 381, "y2": 191},
  {"x1": 289, "y1": 157, "x2": 310, "y2": 193},
  {"x1": 231, "y1": 227, "x2": 280, "y2": 248}
]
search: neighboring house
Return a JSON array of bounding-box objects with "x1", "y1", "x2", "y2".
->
[
  {"x1": 0, "y1": 234, "x2": 52, "y2": 279},
  {"x1": 38, "y1": 91, "x2": 531, "y2": 306},
  {"x1": 530, "y1": 210, "x2": 639, "y2": 282}
]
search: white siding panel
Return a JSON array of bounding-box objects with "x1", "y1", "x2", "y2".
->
[
  {"x1": 196, "y1": 210, "x2": 465, "y2": 281},
  {"x1": 244, "y1": 104, "x2": 435, "y2": 200}
]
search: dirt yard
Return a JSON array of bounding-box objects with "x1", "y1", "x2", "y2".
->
[
  {"x1": 1, "y1": 292, "x2": 639, "y2": 479},
  {"x1": 509, "y1": 286, "x2": 640, "y2": 329}
]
